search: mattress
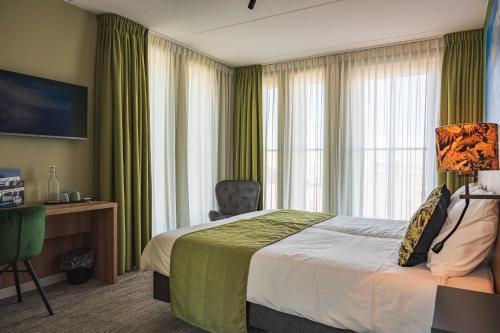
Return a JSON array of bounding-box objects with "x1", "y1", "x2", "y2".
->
[{"x1": 140, "y1": 210, "x2": 494, "y2": 333}]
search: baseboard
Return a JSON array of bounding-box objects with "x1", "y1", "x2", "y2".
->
[{"x1": 0, "y1": 272, "x2": 66, "y2": 300}]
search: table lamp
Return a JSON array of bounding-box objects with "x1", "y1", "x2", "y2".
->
[{"x1": 432, "y1": 122, "x2": 500, "y2": 253}]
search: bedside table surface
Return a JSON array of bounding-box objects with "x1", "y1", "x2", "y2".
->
[{"x1": 432, "y1": 286, "x2": 500, "y2": 333}]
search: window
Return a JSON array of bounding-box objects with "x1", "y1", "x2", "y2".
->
[
  {"x1": 263, "y1": 68, "x2": 325, "y2": 211},
  {"x1": 262, "y1": 40, "x2": 442, "y2": 219},
  {"x1": 149, "y1": 34, "x2": 232, "y2": 233},
  {"x1": 263, "y1": 82, "x2": 278, "y2": 209},
  {"x1": 186, "y1": 61, "x2": 219, "y2": 225},
  {"x1": 359, "y1": 71, "x2": 437, "y2": 219}
]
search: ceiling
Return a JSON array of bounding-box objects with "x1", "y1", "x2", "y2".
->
[{"x1": 68, "y1": 0, "x2": 488, "y2": 67}]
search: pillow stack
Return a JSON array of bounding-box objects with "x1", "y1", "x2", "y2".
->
[
  {"x1": 398, "y1": 184, "x2": 451, "y2": 267},
  {"x1": 398, "y1": 183, "x2": 500, "y2": 277},
  {"x1": 427, "y1": 185, "x2": 499, "y2": 277}
]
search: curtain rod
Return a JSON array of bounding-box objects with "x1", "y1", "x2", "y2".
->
[
  {"x1": 149, "y1": 30, "x2": 234, "y2": 68},
  {"x1": 261, "y1": 35, "x2": 445, "y2": 66},
  {"x1": 149, "y1": 32, "x2": 443, "y2": 69}
]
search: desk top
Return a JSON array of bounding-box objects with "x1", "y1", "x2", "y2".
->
[{"x1": 25, "y1": 201, "x2": 117, "y2": 216}]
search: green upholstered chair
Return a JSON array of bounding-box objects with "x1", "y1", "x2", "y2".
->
[{"x1": 0, "y1": 205, "x2": 53, "y2": 315}]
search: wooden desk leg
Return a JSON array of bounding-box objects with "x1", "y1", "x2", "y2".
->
[{"x1": 91, "y1": 207, "x2": 117, "y2": 284}]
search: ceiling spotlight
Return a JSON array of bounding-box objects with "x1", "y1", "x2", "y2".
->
[{"x1": 248, "y1": 0, "x2": 256, "y2": 10}]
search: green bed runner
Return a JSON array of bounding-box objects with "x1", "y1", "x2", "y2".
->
[{"x1": 170, "y1": 210, "x2": 334, "y2": 333}]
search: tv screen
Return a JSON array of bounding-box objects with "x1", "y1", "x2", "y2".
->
[{"x1": 0, "y1": 69, "x2": 87, "y2": 139}]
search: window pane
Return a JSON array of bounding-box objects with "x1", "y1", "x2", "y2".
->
[
  {"x1": 359, "y1": 66, "x2": 437, "y2": 219},
  {"x1": 263, "y1": 79, "x2": 278, "y2": 209},
  {"x1": 263, "y1": 69, "x2": 325, "y2": 212},
  {"x1": 187, "y1": 61, "x2": 218, "y2": 225}
]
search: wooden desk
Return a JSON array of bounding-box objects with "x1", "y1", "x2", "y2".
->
[{"x1": 0, "y1": 201, "x2": 117, "y2": 289}]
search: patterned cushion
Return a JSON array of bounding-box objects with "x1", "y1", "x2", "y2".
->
[{"x1": 398, "y1": 184, "x2": 451, "y2": 267}]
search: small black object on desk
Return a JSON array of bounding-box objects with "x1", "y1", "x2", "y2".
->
[{"x1": 432, "y1": 286, "x2": 500, "y2": 333}]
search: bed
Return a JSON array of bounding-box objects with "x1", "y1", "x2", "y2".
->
[{"x1": 141, "y1": 209, "x2": 499, "y2": 333}]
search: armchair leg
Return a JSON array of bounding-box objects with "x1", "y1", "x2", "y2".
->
[
  {"x1": 12, "y1": 263, "x2": 22, "y2": 303},
  {"x1": 23, "y1": 260, "x2": 53, "y2": 316}
]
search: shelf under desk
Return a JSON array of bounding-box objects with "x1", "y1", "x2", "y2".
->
[{"x1": 0, "y1": 201, "x2": 118, "y2": 289}]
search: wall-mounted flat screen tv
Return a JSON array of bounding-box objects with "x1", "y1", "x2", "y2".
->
[{"x1": 0, "y1": 69, "x2": 87, "y2": 139}]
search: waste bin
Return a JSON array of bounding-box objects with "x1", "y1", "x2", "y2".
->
[{"x1": 60, "y1": 248, "x2": 95, "y2": 284}]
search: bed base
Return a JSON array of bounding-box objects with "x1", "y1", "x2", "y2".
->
[{"x1": 153, "y1": 272, "x2": 351, "y2": 333}]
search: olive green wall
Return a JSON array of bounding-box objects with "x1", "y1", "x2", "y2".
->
[{"x1": 0, "y1": 0, "x2": 96, "y2": 201}]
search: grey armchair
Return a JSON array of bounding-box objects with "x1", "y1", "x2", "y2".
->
[{"x1": 209, "y1": 180, "x2": 261, "y2": 221}]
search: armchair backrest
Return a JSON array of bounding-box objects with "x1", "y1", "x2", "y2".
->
[
  {"x1": 0, "y1": 205, "x2": 47, "y2": 265},
  {"x1": 215, "y1": 180, "x2": 261, "y2": 216}
]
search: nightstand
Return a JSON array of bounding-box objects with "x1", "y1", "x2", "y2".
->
[{"x1": 432, "y1": 286, "x2": 500, "y2": 333}]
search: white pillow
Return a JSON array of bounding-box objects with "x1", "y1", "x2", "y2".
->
[
  {"x1": 449, "y1": 183, "x2": 480, "y2": 204},
  {"x1": 427, "y1": 186, "x2": 499, "y2": 277}
]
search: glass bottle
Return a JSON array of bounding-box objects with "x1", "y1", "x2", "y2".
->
[{"x1": 48, "y1": 165, "x2": 60, "y2": 202}]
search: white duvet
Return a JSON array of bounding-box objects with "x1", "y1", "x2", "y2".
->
[{"x1": 141, "y1": 210, "x2": 493, "y2": 333}]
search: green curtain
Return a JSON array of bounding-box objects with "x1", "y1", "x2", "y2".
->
[
  {"x1": 95, "y1": 14, "x2": 151, "y2": 273},
  {"x1": 438, "y1": 29, "x2": 484, "y2": 192},
  {"x1": 233, "y1": 65, "x2": 264, "y2": 209}
]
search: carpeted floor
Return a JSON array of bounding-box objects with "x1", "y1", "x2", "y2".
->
[{"x1": 0, "y1": 271, "x2": 205, "y2": 333}]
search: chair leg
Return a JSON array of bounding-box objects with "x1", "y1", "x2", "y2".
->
[
  {"x1": 23, "y1": 260, "x2": 54, "y2": 316},
  {"x1": 12, "y1": 263, "x2": 22, "y2": 303}
]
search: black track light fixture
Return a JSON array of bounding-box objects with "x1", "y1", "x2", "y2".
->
[{"x1": 248, "y1": 0, "x2": 256, "y2": 10}]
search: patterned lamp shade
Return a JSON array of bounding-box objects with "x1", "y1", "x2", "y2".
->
[{"x1": 436, "y1": 123, "x2": 499, "y2": 174}]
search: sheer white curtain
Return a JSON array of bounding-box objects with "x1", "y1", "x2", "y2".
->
[
  {"x1": 149, "y1": 33, "x2": 233, "y2": 234},
  {"x1": 263, "y1": 60, "x2": 326, "y2": 211},
  {"x1": 263, "y1": 39, "x2": 443, "y2": 220},
  {"x1": 335, "y1": 40, "x2": 442, "y2": 219},
  {"x1": 186, "y1": 61, "x2": 218, "y2": 224}
]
